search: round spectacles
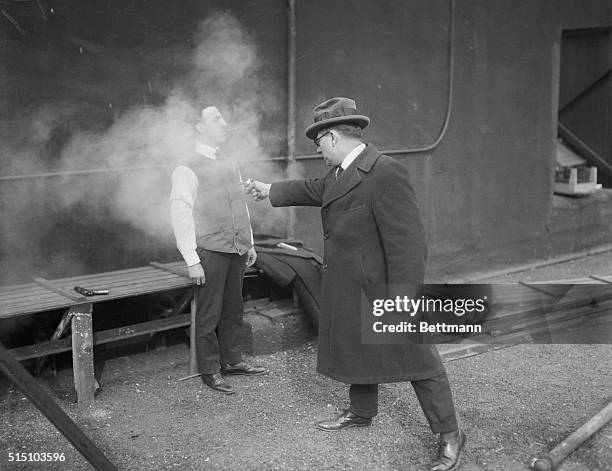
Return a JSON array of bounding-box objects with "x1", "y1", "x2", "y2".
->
[{"x1": 314, "y1": 130, "x2": 332, "y2": 147}]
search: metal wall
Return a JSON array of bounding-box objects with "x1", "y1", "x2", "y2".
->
[{"x1": 1, "y1": 0, "x2": 611, "y2": 285}]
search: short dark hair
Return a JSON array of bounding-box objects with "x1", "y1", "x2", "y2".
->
[{"x1": 329, "y1": 124, "x2": 363, "y2": 140}]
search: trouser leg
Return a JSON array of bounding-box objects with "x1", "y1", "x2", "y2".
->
[
  {"x1": 217, "y1": 252, "x2": 245, "y2": 365},
  {"x1": 348, "y1": 384, "x2": 379, "y2": 418},
  {"x1": 194, "y1": 250, "x2": 229, "y2": 374},
  {"x1": 411, "y1": 371, "x2": 458, "y2": 433}
]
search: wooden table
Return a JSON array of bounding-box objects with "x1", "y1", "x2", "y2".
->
[{"x1": 0, "y1": 262, "x2": 195, "y2": 406}]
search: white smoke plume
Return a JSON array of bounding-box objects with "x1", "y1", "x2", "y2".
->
[{"x1": 1, "y1": 10, "x2": 290, "y2": 286}]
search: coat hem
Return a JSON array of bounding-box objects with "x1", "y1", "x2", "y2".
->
[{"x1": 317, "y1": 367, "x2": 446, "y2": 384}]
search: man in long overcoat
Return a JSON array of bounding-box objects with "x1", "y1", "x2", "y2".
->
[{"x1": 246, "y1": 97, "x2": 465, "y2": 471}]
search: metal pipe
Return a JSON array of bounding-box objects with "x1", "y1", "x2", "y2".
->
[
  {"x1": 531, "y1": 401, "x2": 612, "y2": 471},
  {"x1": 0, "y1": 341, "x2": 117, "y2": 470},
  {"x1": 286, "y1": 0, "x2": 297, "y2": 238}
]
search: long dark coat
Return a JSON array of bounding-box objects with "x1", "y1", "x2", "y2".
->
[{"x1": 269, "y1": 144, "x2": 445, "y2": 384}]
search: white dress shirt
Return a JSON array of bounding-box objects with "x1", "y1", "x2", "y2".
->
[{"x1": 340, "y1": 143, "x2": 366, "y2": 170}]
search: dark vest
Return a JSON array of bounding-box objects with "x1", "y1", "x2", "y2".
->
[{"x1": 192, "y1": 156, "x2": 252, "y2": 255}]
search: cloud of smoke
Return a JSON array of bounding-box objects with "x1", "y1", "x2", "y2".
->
[
  {"x1": 53, "y1": 10, "x2": 286, "y2": 238},
  {"x1": 186, "y1": 11, "x2": 282, "y2": 159},
  {"x1": 56, "y1": 92, "x2": 197, "y2": 238},
  {"x1": 1, "y1": 10, "x2": 290, "y2": 284}
]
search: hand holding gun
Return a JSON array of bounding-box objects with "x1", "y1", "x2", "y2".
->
[{"x1": 240, "y1": 179, "x2": 271, "y2": 201}]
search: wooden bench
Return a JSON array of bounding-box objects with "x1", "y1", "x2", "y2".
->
[{"x1": 0, "y1": 262, "x2": 198, "y2": 407}]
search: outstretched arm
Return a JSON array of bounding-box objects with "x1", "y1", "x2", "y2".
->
[{"x1": 244, "y1": 178, "x2": 326, "y2": 207}]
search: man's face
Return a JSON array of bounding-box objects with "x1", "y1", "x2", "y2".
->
[
  {"x1": 315, "y1": 129, "x2": 342, "y2": 167},
  {"x1": 198, "y1": 106, "x2": 228, "y2": 146}
]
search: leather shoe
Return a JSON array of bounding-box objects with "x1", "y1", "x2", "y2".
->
[
  {"x1": 201, "y1": 373, "x2": 235, "y2": 394},
  {"x1": 221, "y1": 361, "x2": 268, "y2": 376},
  {"x1": 431, "y1": 429, "x2": 466, "y2": 471},
  {"x1": 315, "y1": 409, "x2": 372, "y2": 431}
]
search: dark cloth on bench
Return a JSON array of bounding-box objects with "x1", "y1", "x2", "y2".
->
[{"x1": 254, "y1": 236, "x2": 322, "y2": 331}]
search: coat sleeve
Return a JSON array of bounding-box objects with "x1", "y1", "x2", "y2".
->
[
  {"x1": 269, "y1": 178, "x2": 326, "y2": 207},
  {"x1": 372, "y1": 158, "x2": 427, "y2": 297}
]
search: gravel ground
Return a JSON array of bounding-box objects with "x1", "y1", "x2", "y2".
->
[
  {"x1": 1, "y1": 342, "x2": 611, "y2": 471},
  {"x1": 2, "y1": 251, "x2": 612, "y2": 471}
]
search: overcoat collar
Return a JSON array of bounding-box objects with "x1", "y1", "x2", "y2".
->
[{"x1": 322, "y1": 143, "x2": 381, "y2": 208}]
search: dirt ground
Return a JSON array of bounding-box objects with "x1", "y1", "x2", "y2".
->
[
  {"x1": 2, "y1": 251, "x2": 612, "y2": 471},
  {"x1": 1, "y1": 341, "x2": 611, "y2": 471}
]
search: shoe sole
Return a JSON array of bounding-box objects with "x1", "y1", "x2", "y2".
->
[
  {"x1": 208, "y1": 388, "x2": 236, "y2": 395},
  {"x1": 315, "y1": 422, "x2": 371, "y2": 432},
  {"x1": 202, "y1": 383, "x2": 236, "y2": 395},
  {"x1": 221, "y1": 370, "x2": 268, "y2": 376}
]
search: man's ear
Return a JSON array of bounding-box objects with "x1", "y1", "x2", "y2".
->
[
  {"x1": 330, "y1": 130, "x2": 337, "y2": 147},
  {"x1": 195, "y1": 122, "x2": 206, "y2": 133}
]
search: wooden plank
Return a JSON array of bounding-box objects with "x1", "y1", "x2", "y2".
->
[
  {"x1": 0, "y1": 263, "x2": 191, "y2": 306},
  {"x1": 10, "y1": 337, "x2": 72, "y2": 361},
  {"x1": 190, "y1": 294, "x2": 197, "y2": 375},
  {"x1": 1, "y1": 274, "x2": 185, "y2": 306},
  {"x1": 10, "y1": 314, "x2": 192, "y2": 361},
  {"x1": 33, "y1": 277, "x2": 88, "y2": 302},
  {"x1": 53, "y1": 266, "x2": 159, "y2": 284},
  {"x1": 94, "y1": 314, "x2": 190, "y2": 344},
  {"x1": 0, "y1": 285, "x2": 53, "y2": 301},
  {"x1": 0, "y1": 292, "x2": 79, "y2": 311},
  {"x1": 164, "y1": 289, "x2": 193, "y2": 318},
  {"x1": 488, "y1": 284, "x2": 612, "y2": 320},
  {"x1": 559, "y1": 122, "x2": 612, "y2": 175},
  {"x1": 0, "y1": 342, "x2": 118, "y2": 470},
  {"x1": 0, "y1": 279, "x2": 192, "y2": 319},
  {"x1": 482, "y1": 299, "x2": 612, "y2": 337},
  {"x1": 1, "y1": 303, "x2": 73, "y2": 319},
  {"x1": 590, "y1": 275, "x2": 612, "y2": 285},
  {"x1": 0, "y1": 297, "x2": 76, "y2": 319},
  {"x1": 70, "y1": 304, "x2": 95, "y2": 407},
  {"x1": 0, "y1": 281, "x2": 41, "y2": 292},
  {"x1": 54, "y1": 271, "x2": 182, "y2": 291},
  {"x1": 35, "y1": 307, "x2": 74, "y2": 376},
  {"x1": 64, "y1": 272, "x2": 185, "y2": 289},
  {"x1": 1, "y1": 292, "x2": 70, "y2": 309},
  {"x1": 517, "y1": 281, "x2": 566, "y2": 297},
  {"x1": 150, "y1": 261, "x2": 190, "y2": 278}
]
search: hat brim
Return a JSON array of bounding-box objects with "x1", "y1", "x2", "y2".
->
[{"x1": 305, "y1": 115, "x2": 370, "y2": 140}]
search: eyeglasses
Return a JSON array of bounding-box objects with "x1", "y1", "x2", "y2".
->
[{"x1": 314, "y1": 130, "x2": 332, "y2": 147}]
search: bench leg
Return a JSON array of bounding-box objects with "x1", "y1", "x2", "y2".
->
[
  {"x1": 70, "y1": 303, "x2": 95, "y2": 407},
  {"x1": 190, "y1": 290, "x2": 197, "y2": 375},
  {"x1": 36, "y1": 307, "x2": 75, "y2": 377}
]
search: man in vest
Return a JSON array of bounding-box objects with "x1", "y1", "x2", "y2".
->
[{"x1": 170, "y1": 106, "x2": 267, "y2": 395}]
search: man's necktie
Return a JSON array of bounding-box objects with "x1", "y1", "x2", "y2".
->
[{"x1": 334, "y1": 166, "x2": 343, "y2": 180}]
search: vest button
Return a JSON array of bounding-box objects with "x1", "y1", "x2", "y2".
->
[
  {"x1": 323, "y1": 264, "x2": 328, "y2": 270},
  {"x1": 324, "y1": 233, "x2": 329, "y2": 240}
]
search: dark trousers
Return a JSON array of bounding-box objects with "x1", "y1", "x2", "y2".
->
[
  {"x1": 349, "y1": 372, "x2": 458, "y2": 433},
  {"x1": 194, "y1": 249, "x2": 245, "y2": 374}
]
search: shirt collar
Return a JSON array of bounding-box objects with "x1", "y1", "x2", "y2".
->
[
  {"x1": 195, "y1": 141, "x2": 218, "y2": 160},
  {"x1": 340, "y1": 143, "x2": 366, "y2": 170}
]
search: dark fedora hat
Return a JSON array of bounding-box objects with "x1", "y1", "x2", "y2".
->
[{"x1": 305, "y1": 97, "x2": 370, "y2": 140}]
